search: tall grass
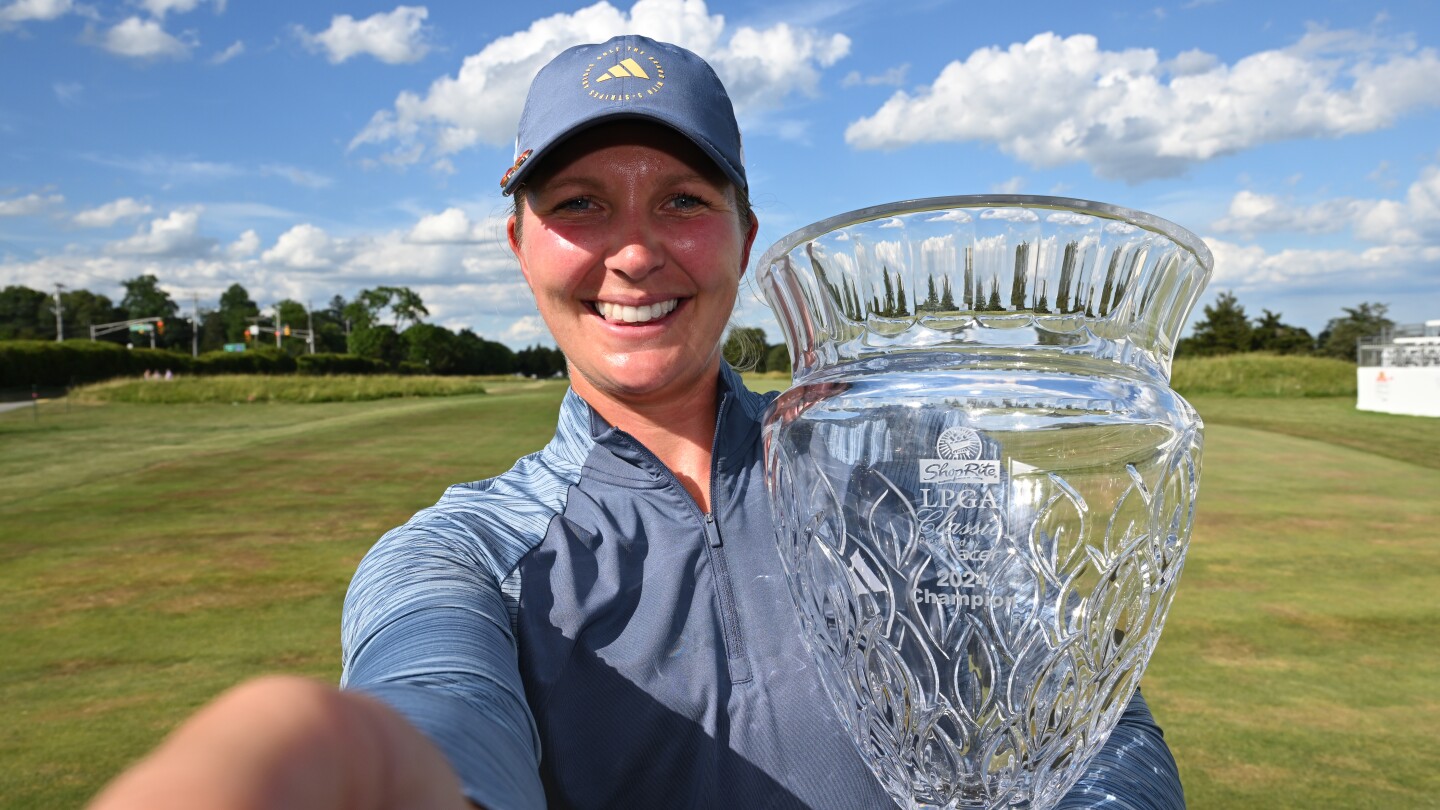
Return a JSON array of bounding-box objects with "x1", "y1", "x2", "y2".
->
[
  {"x1": 1170, "y1": 353, "x2": 1357, "y2": 397},
  {"x1": 71, "y1": 374, "x2": 488, "y2": 404}
]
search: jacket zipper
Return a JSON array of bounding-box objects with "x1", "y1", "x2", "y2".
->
[
  {"x1": 613, "y1": 389, "x2": 751, "y2": 683},
  {"x1": 703, "y1": 392, "x2": 752, "y2": 683}
]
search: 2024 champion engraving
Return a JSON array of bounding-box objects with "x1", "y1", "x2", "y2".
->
[{"x1": 759, "y1": 196, "x2": 1212, "y2": 809}]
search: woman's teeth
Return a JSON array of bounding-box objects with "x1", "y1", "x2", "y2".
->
[{"x1": 595, "y1": 299, "x2": 678, "y2": 323}]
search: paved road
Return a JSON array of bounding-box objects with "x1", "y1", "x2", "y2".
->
[{"x1": 0, "y1": 400, "x2": 40, "y2": 414}]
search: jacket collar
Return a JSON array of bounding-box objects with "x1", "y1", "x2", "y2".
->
[{"x1": 559, "y1": 363, "x2": 773, "y2": 475}]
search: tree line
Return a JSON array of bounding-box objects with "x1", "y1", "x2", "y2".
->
[
  {"x1": 0, "y1": 274, "x2": 1398, "y2": 380},
  {"x1": 0, "y1": 275, "x2": 566, "y2": 377},
  {"x1": 1177, "y1": 292, "x2": 1394, "y2": 362}
]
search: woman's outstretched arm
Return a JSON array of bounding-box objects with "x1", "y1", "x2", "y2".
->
[{"x1": 88, "y1": 676, "x2": 473, "y2": 810}]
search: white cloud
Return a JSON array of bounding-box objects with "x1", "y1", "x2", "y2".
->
[
  {"x1": 842, "y1": 64, "x2": 908, "y2": 88},
  {"x1": 108, "y1": 209, "x2": 213, "y2": 256},
  {"x1": 52, "y1": 81, "x2": 82, "y2": 105},
  {"x1": 260, "y1": 163, "x2": 332, "y2": 189},
  {"x1": 84, "y1": 153, "x2": 243, "y2": 183},
  {"x1": 990, "y1": 176, "x2": 1025, "y2": 194},
  {"x1": 503, "y1": 315, "x2": 549, "y2": 345},
  {"x1": 350, "y1": 0, "x2": 850, "y2": 165},
  {"x1": 74, "y1": 197, "x2": 153, "y2": 227},
  {"x1": 226, "y1": 228, "x2": 260, "y2": 259},
  {"x1": 408, "y1": 207, "x2": 487, "y2": 243},
  {"x1": 139, "y1": 0, "x2": 203, "y2": 18},
  {"x1": 0, "y1": 212, "x2": 539, "y2": 345},
  {"x1": 1202, "y1": 161, "x2": 1440, "y2": 300},
  {"x1": 103, "y1": 16, "x2": 192, "y2": 59},
  {"x1": 262, "y1": 224, "x2": 345, "y2": 270},
  {"x1": 845, "y1": 29, "x2": 1440, "y2": 182},
  {"x1": 1214, "y1": 166, "x2": 1440, "y2": 246},
  {"x1": 1206, "y1": 238, "x2": 1440, "y2": 292},
  {"x1": 298, "y1": 5, "x2": 430, "y2": 65},
  {"x1": 0, "y1": 0, "x2": 72, "y2": 27},
  {"x1": 210, "y1": 40, "x2": 243, "y2": 64},
  {"x1": 0, "y1": 192, "x2": 63, "y2": 216}
]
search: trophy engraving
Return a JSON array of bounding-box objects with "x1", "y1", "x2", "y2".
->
[{"x1": 759, "y1": 196, "x2": 1212, "y2": 809}]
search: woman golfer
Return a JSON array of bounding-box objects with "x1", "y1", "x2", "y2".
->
[{"x1": 92, "y1": 35, "x2": 1184, "y2": 810}]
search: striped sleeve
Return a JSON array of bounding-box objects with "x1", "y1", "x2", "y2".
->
[
  {"x1": 340, "y1": 390, "x2": 593, "y2": 810},
  {"x1": 1055, "y1": 688, "x2": 1186, "y2": 809}
]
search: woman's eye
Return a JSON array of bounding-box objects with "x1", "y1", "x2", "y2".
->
[
  {"x1": 556, "y1": 197, "x2": 594, "y2": 212},
  {"x1": 669, "y1": 194, "x2": 705, "y2": 211}
]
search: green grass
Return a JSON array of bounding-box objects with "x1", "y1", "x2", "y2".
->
[
  {"x1": 1145, "y1": 417, "x2": 1440, "y2": 807},
  {"x1": 1172, "y1": 353, "x2": 1357, "y2": 397},
  {"x1": 0, "y1": 380, "x2": 567, "y2": 808},
  {"x1": 2, "y1": 371, "x2": 1438, "y2": 808},
  {"x1": 71, "y1": 374, "x2": 491, "y2": 404}
]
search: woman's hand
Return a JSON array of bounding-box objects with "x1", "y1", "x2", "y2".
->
[{"x1": 89, "y1": 676, "x2": 473, "y2": 810}]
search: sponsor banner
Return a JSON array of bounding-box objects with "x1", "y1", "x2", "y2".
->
[{"x1": 1357, "y1": 366, "x2": 1440, "y2": 418}]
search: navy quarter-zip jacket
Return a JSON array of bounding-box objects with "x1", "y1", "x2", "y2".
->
[{"x1": 341, "y1": 364, "x2": 1184, "y2": 809}]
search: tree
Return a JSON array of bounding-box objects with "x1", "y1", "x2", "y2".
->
[
  {"x1": 120, "y1": 275, "x2": 178, "y2": 320},
  {"x1": 272, "y1": 299, "x2": 310, "y2": 355},
  {"x1": 455, "y1": 329, "x2": 515, "y2": 375},
  {"x1": 0, "y1": 285, "x2": 49, "y2": 339},
  {"x1": 765, "y1": 343, "x2": 791, "y2": 374},
  {"x1": 198, "y1": 308, "x2": 228, "y2": 352},
  {"x1": 344, "y1": 288, "x2": 390, "y2": 332},
  {"x1": 1318, "y1": 302, "x2": 1394, "y2": 362},
  {"x1": 56, "y1": 289, "x2": 121, "y2": 335},
  {"x1": 1179, "y1": 291, "x2": 1252, "y2": 356},
  {"x1": 515, "y1": 344, "x2": 566, "y2": 377},
  {"x1": 403, "y1": 323, "x2": 463, "y2": 373},
  {"x1": 722, "y1": 327, "x2": 768, "y2": 371},
  {"x1": 939, "y1": 277, "x2": 956, "y2": 311},
  {"x1": 348, "y1": 324, "x2": 405, "y2": 367},
  {"x1": 385, "y1": 286, "x2": 429, "y2": 330},
  {"x1": 1251, "y1": 309, "x2": 1314, "y2": 355},
  {"x1": 346, "y1": 286, "x2": 428, "y2": 333},
  {"x1": 918, "y1": 276, "x2": 941, "y2": 314},
  {"x1": 218, "y1": 283, "x2": 259, "y2": 343}
]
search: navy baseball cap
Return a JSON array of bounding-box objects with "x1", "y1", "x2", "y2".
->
[{"x1": 500, "y1": 35, "x2": 746, "y2": 195}]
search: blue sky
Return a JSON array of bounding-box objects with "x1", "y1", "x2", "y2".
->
[{"x1": 2, "y1": 0, "x2": 1438, "y2": 348}]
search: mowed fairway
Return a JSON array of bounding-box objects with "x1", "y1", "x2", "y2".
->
[
  {"x1": 2, "y1": 382, "x2": 1438, "y2": 808},
  {"x1": 0, "y1": 380, "x2": 570, "y2": 808}
]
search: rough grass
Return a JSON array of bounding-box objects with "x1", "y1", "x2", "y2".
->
[
  {"x1": 1171, "y1": 353, "x2": 1357, "y2": 398},
  {"x1": 71, "y1": 374, "x2": 490, "y2": 404},
  {"x1": 2, "y1": 371, "x2": 1437, "y2": 808},
  {"x1": 752, "y1": 353, "x2": 1361, "y2": 399}
]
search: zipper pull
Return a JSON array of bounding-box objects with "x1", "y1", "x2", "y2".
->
[{"x1": 703, "y1": 512, "x2": 722, "y2": 548}]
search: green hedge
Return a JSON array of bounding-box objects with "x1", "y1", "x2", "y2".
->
[
  {"x1": 296, "y1": 353, "x2": 386, "y2": 375},
  {"x1": 0, "y1": 342, "x2": 386, "y2": 387}
]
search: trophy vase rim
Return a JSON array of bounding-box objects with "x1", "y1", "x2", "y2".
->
[{"x1": 756, "y1": 194, "x2": 1214, "y2": 285}]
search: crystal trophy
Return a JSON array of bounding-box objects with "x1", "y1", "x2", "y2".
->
[{"x1": 759, "y1": 196, "x2": 1212, "y2": 809}]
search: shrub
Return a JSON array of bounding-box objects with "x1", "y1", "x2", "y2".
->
[
  {"x1": 191, "y1": 347, "x2": 296, "y2": 376},
  {"x1": 0, "y1": 340, "x2": 193, "y2": 388},
  {"x1": 296, "y1": 353, "x2": 385, "y2": 376}
]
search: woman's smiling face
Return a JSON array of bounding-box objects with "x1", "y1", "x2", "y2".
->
[{"x1": 508, "y1": 121, "x2": 758, "y2": 410}]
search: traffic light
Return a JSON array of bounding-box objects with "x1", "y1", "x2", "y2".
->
[
  {"x1": 283, "y1": 325, "x2": 291, "y2": 336},
  {"x1": 156, "y1": 319, "x2": 165, "y2": 334}
]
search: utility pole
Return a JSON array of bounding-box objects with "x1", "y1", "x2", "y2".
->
[
  {"x1": 275, "y1": 305, "x2": 282, "y2": 349},
  {"x1": 53, "y1": 282, "x2": 65, "y2": 341},
  {"x1": 191, "y1": 293, "x2": 200, "y2": 357},
  {"x1": 307, "y1": 301, "x2": 315, "y2": 354}
]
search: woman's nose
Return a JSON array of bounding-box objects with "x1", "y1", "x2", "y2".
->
[{"x1": 605, "y1": 213, "x2": 664, "y2": 280}]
